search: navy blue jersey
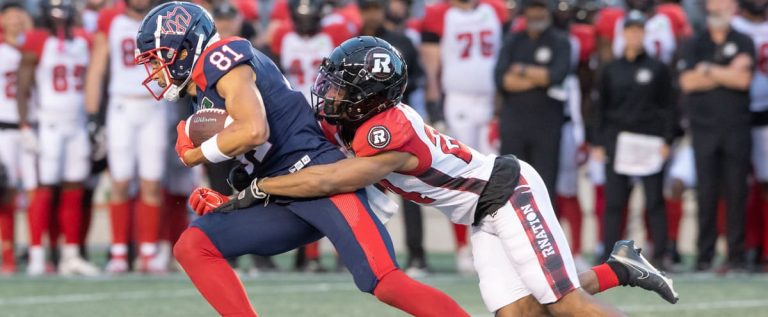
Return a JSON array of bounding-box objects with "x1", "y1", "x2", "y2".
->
[{"x1": 191, "y1": 37, "x2": 341, "y2": 177}]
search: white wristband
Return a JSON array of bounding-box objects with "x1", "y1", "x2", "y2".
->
[{"x1": 201, "y1": 134, "x2": 232, "y2": 163}]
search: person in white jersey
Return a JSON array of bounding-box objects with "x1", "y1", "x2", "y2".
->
[
  {"x1": 16, "y1": 0, "x2": 99, "y2": 277},
  {"x1": 0, "y1": 1, "x2": 33, "y2": 275},
  {"x1": 420, "y1": 0, "x2": 509, "y2": 274},
  {"x1": 192, "y1": 36, "x2": 679, "y2": 315},
  {"x1": 84, "y1": 0, "x2": 168, "y2": 274}
]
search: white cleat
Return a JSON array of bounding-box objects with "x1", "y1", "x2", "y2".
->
[
  {"x1": 27, "y1": 246, "x2": 46, "y2": 277},
  {"x1": 105, "y1": 257, "x2": 129, "y2": 275},
  {"x1": 59, "y1": 256, "x2": 100, "y2": 277}
]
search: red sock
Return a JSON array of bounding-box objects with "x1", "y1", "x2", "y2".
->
[
  {"x1": 110, "y1": 201, "x2": 131, "y2": 245},
  {"x1": 717, "y1": 199, "x2": 727, "y2": 235},
  {"x1": 137, "y1": 200, "x2": 161, "y2": 245},
  {"x1": 594, "y1": 185, "x2": 605, "y2": 242},
  {"x1": 0, "y1": 202, "x2": 15, "y2": 266},
  {"x1": 28, "y1": 188, "x2": 53, "y2": 246},
  {"x1": 761, "y1": 196, "x2": 768, "y2": 260},
  {"x1": 305, "y1": 241, "x2": 320, "y2": 260},
  {"x1": 665, "y1": 198, "x2": 683, "y2": 241},
  {"x1": 58, "y1": 188, "x2": 83, "y2": 245},
  {"x1": 167, "y1": 194, "x2": 189, "y2": 245},
  {"x1": 174, "y1": 227, "x2": 258, "y2": 317},
  {"x1": 452, "y1": 224, "x2": 468, "y2": 249},
  {"x1": 592, "y1": 263, "x2": 620, "y2": 292},
  {"x1": 374, "y1": 270, "x2": 468, "y2": 317},
  {"x1": 557, "y1": 195, "x2": 583, "y2": 254},
  {"x1": 745, "y1": 184, "x2": 762, "y2": 249}
]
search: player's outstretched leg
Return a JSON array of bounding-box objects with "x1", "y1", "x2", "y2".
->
[
  {"x1": 586, "y1": 240, "x2": 679, "y2": 304},
  {"x1": 288, "y1": 191, "x2": 469, "y2": 317},
  {"x1": 174, "y1": 227, "x2": 257, "y2": 317},
  {"x1": 175, "y1": 202, "x2": 324, "y2": 316}
]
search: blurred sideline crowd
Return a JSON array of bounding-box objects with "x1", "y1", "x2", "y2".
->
[{"x1": 0, "y1": 0, "x2": 766, "y2": 278}]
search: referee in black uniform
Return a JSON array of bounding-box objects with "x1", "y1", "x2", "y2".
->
[
  {"x1": 494, "y1": 0, "x2": 571, "y2": 203},
  {"x1": 592, "y1": 11, "x2": 676, "y2": 264},
  {"x1": 679, "y1": 0, "x2": 754, "y2": 271}
]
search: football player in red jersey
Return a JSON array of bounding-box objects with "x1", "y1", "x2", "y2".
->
[
  {"x1": 196, "y1": 36, "x2": 680, "y2": 316},
  {"x1": 16, "y1": 0, "x2": 99, "y2": 276}
]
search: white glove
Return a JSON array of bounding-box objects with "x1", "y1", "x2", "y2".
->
[{"x1": 19, "y1": 127, "x2": 38, "y2": 154}]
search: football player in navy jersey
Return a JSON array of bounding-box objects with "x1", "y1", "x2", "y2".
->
[{"x1": 134, "y1": 2, "x2": 468, "y2": 316}]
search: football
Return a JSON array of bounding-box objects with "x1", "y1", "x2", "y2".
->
[{"x1": 185, "y1": 108, "x2": 233, "y2": 147}]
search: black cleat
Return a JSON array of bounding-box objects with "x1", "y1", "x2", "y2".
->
[{"x1": 607, "y1": 240, "x2": 679, "y2": 304}]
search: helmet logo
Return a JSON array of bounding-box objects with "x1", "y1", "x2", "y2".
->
[
  {"x1": 367, "y1": 126, "x2": 391, "y2": 149},
  {"x1": 366, "y1": 48, "x2": 394, "y2": 81},
  {"x1": 160, "y1": 6, "x2": 192, "y2": 35}
]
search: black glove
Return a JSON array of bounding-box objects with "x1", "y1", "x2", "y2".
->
[
  {"x1": 426, "y1": 100, "x2": 446, "y2": 129},
  {"x1": 0, "y1": 162, "x2": 7, "y2": 198},
  {"x1": 226, "y1": 163, "x2": 252, "y2": 192},
  {"x1": 86, "y1": 114, "x2": 107, "y2": 161},
  {"x1": 215, "y1": 177, "x2": 269, "y2": 212}
]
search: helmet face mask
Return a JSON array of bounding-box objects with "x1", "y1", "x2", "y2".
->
[{"x1": 135, "y1": 47, "x2": 179, "y2": 100}]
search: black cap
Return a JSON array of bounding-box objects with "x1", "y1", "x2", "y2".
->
[
  {"x1": 358, "y1": 0, "x2": 386, "y2": 9},
  {"x1": 524, "y1": 0, "x2": 550, "y2": 9},
  {"x1": 212, "y1": 2, "x2": 238, "y2": 19},
  {"x1": 624, "y1": 10, "x2": 646, "y2": 28},
  {"x1": 1, "y1": 0, "x2": 25, "y2": 12}
]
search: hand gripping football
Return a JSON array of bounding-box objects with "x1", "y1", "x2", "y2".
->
[{"x1": 185, "y1": 108, "x2": 234, "y2": 147}]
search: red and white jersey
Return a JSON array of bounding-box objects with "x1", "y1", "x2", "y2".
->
[
  {"x1": 732, "y1": 16, "x2": 768, "y2": 112},
  {"x1": 332, "y1": 104, "x2": 497, "y2": 225},
  {"x1": 22, "y1": 29, "x2": 89, "y2": 113},
  {"x1": 422, "y1": 0, "x2": 508, "y2": 95},
  {"x1": 0, "y1": 41, "x2": 21, "y2": 123},
  {"x1": 612, "y1": 13, "x2": 676, "y2": 64},
  {"x1": 272, "y1": 25, "x2": 349, "y2": 102},
  {"x1": 98, "y1": 9, "x2": 146, "y2": 97}
]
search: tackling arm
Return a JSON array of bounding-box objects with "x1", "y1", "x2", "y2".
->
[
  {"x1": 260, "y1": 151, "x2": 415, "y2": 198},
  {"x1": 182, "y1": 64, "x2": 270, "y2": 166}
]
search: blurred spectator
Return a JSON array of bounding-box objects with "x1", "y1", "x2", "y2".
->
[
  {"x1": 17, "y1": 0, "x2": 99, "y2": 277},
  {"x1": 730, "y1": 0, "x2": 768, "y2": 268},
  {"x1": 81, "y1": 0, "x2": 109, "y2": 34},
  {"x1": 592, "y1": 11, "x2": 675, "y2": 264},
  {"x1": 494, "y1": 0, "x2": 570, "y2": 204},
  {"x1": 421, "y1": 0, "x2": 508, "y2": 275},
  {"x1": 266, "y1": 0, "x2": 361, "y2": 48},
  {"x1": 552, "y1": 0, "x2": 589, "y2": 267},
  {"x1": 211, "y1": 1, "x2": 260, "y2": 47},
  {"x1": 679, "y1": 0, "x2": 754, "y2": 272},
  {"x1": 0, "y1": 0, "x2": 33, "y2": 275},
  {"x1": 358, "y1": 0, "x2": 429, "y2": 276}
]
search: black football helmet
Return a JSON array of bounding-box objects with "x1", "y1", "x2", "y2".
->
[
  {"x1": 312, "y1": 36, "x2": 407, "y2": 127},
  {"x1": 40, "y1": 0, "x2": 76, "y2": 31},
  {"x1": 626, "y1": 0, "x2": 656, "y2": 13},
  {"x1": 289, "y1": 0, "x2": 324, "y2": 36},
  {"x1": 740, "y1": 0, "x2": 768, "y2": 16}
]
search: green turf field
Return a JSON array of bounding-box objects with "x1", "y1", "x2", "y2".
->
[{"x1": 1, "y1": 253, "x2": 766, "y2": 317}]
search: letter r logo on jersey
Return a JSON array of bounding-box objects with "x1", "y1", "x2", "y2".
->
[
  {"x1": 367, "y1": 126, "x2": 391, "y2": 149},
  {"x1": 371, "y1": 53, "x2": 391, "y2": 74}
]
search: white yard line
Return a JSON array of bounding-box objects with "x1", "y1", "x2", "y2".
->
[{"x1": 0, "y1": 283, "x2": 356, "y2": 306}]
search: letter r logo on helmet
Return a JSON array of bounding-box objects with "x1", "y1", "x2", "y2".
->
[{"x1": 371, "y1": 53, "x2": 391, "y2": 74}]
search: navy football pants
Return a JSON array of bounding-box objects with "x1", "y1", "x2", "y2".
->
[{"x1": 192, "y1": 189, "x2": 398, "y2": 293}]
